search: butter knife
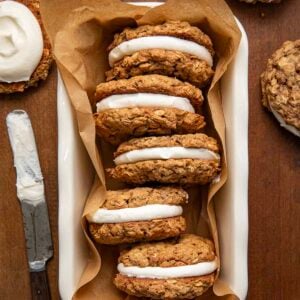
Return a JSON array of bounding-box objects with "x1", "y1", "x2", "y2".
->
[{"x1": 6, "y1": 110, "x2": 53, "y2": 300}]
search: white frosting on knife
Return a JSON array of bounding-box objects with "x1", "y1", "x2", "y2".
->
[
  {"x1": 6, "y1": 111, "x2": 44, "y2": 203},
  {"x1": 108, "y1": 36, "x2": 213, "y2": 67},
  {"x1": 87, "y1": 204, "x2": 183, "y2": 223},
  {"x1": 118, "y1": 259, "x2": 218, "y2": 279},
  {"x1": 114, "y1": 147, "x2": 220, "y2": 165},
  {"x1": 96, "y1": 93, "x2": 195, "y2": 113}
]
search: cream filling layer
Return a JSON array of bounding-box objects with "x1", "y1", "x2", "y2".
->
[
  {"x1": 96, "y1": 93, "x2": 195, "y2": 113},
  {"x1": 108, "y1": 36, "x2": 213, "y2": 67},
  {"x1": 118, "y1": 259, "x2": 218, "y2": 279},
  {"x1": 114, "y1": 147, "x2": 220, "y2": 165},
  {"x1": 87, "y1": 204, "x2": 182, "y2": 223},
  {"x1": 0, "y1": 1, "x2": 43, "y2": 83},
  {"x1": 269, "y1": 103, "x2": 300, "y2": 138}
]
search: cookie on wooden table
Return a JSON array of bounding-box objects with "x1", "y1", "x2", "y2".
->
[
  {"x1": 261, "y1": 40, "x2": 300, "y2": 137},
  {"x1": 87, "y1": 187, "x2": 187, "y2": 245},
  {"x1": 114, "y1": 234, "x2": 218, "y2": 299},
  {"x1": 0, "y1": 0, "x2": 52, "y2": 94},
  {"x1": 106, "y1": 21, "x2": 214, "y2": 87},
  {"x1": 106, "y1": 133, "x2": 221, "y2": 185},
  {"x1": 94, "y1": 75, "x2": 206, "y2": 145}
]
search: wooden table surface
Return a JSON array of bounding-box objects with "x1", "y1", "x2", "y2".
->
[{"x1": 0, "y1": 0, "x2": 299, "y2": 299}]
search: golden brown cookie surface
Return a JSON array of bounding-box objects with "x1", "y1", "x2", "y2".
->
[
  {"x1": 87, "y1": 187, "x2": 188, "y2": 244},
  {"x1": 95, "y1": 74, "x2": 203, "y2": 110},
  {"x1": 114, "y1": 273, "x2": 215, "y2": 299},
  {"x1": 114, "y1": 234, "x2": 216, "y2": 298},
  {"x1": 89, "y1": 216, "x2": 186, "y2": 245},
  {"x1": 108, "y1": 21, "x2": 214, "y2": 54},
  {"x1": 94, "y1": 107, "x2": 205, "y2": 145},
  {"x1": 107, "y1": 158, "x2": 220, "y2": 185},
  {"x1": 114, "y1": 133, "x2": 219, "y2": 157},
  {"x1": 108, "y1": 134, "x2": 220, "y2": 185},
  {"x1": 119, "y1": 234, "x2": 216, "y2": 267},
  {"x1": 102, "y1": 186, "x2": 188, "y2": 209},
  {"x1": 105, "y1": 49, "x2": 214, "y2": 88},
  {"x1": 261, "y1": 40, "x2": 300, "y2": 136}
]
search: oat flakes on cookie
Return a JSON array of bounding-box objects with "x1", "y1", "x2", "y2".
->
[
  {"x1": 114, "y1": 234, "x2": 218, "y2": 299},
  {"x1": 94, "y1": 74, "x2": 206, "y2": 145},
  {"x1": 261, "y1": 40, "x2": 300, "y2": 137},
  {"x1": 0, "y1": 0, "x2": 52, "y2": 94},
  {"x1": 87, "y1": 187, "x2": 187, "y2": 244},
  {"x1": 106, "y1": 21, "x2": 214, "y2": 87},
  {"x1": 106, "y1": 133, "x2": 221, "y2": 185}
]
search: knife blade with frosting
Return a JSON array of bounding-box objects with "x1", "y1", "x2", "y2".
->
[{"x1": 6, "y1": 110, "x2": 53, "y2": 300}]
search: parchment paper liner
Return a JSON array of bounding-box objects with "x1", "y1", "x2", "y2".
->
[{"x1": 40, "y1": 0, "x2": 241, "y2": 299}]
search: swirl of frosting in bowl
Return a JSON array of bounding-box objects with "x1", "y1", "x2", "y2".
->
[{"x1": 0, "y1": 1, "x2": 43, "y2": 83}]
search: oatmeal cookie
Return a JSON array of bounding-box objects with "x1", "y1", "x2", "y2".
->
[
  {"x1": 89, "y1": 217, "x2": 186, "y2": 245},
  {"x1": 95, "y1": 74, "x2": 203, "y2": 110},
  {"x1": 114, "y1": 274, "x2": 215, "y2": 299},
  {"x1": 114, "y1": 133, "x2": 219, "y2": 156},
  {"x1": 261, "y1": 40, "x2": 300, "y2": 137},
  {"x1": 94, "y1": 75, "x2": 205, "y2": 144},
  {"x1": 114, "y1": 234, "x2": 217, "y2": 299},
  {"x1": 108, "y1": 21, "x2": 214, "y2": 54},
  {"x1": 119, "y1": 234, "x2": 215, "y2": 266},
  {"x1": 94, "y1": 107, "x2": 205, "y2": 145},
  {"x1": 107, "y1": 21, "x2": 214, "y2": 86},
  {"x1": 107, "y1": 159, "x2": 220, "y2": 185},
  {"x1": 106, "y1": 49, "x2": 214, "y2": 88},
  {"x1": 0, "y1": 0, "x2": 52, "y2": 94},
  {"x1": 102, "y1": 187, "x2": 188, "y2": 209},
  {"x1": 87, "y1": 187, "x2": 188, "y2": 244},
  {"x1": 107, "y1": 134, "x2": 221, "y2": 185}
]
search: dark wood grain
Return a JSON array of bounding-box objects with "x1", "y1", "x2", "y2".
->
[
  {"x1": 30, "y1": 271, "x2": 51, "y2": 300},
  {"x1": 0, "y1": 67, "x2": 58, "y2": 299},
  {"x1": 0, "y1": 1, "x2": 299, "y2": 300}
]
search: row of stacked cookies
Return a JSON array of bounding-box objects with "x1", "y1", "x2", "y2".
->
[{"x1": 88, "y1": 21, "x2": 221, "y2": 299}]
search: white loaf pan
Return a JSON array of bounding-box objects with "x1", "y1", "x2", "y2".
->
[{"x1": 57, "y1": 3, "x2": 249, "y2": 299}]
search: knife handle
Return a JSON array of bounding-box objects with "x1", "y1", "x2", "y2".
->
[{"x1": 30, "y1": 271, "x2": 51, "y2": 300}]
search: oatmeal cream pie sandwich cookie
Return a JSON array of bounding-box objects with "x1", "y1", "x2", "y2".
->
[
  {"x1": 94, "y1": 74, "x2": 206, "y2": 145},
  {"x1": 114, "y1": 234, "x2": 218, "y2": 299},
  {"x1": 0, "y1": 0, "x2": 52, "y2": 94},
  {"x1": 107, "y1": 133, "x2": 221, "y2": 185},
  {"x1": 261, "y1": 40, "x2": 300, "y2": 137},
  {"x1": 87, "y1": 187, "x2": 188, "y2": 244},
  {"x1": 106, "y1": 21, "x2": 214, "y2": 87}
]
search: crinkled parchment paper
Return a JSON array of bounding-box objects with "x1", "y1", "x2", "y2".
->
[{"x1": 40, "y1": 0, "x2": 241, "y2": 299}]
